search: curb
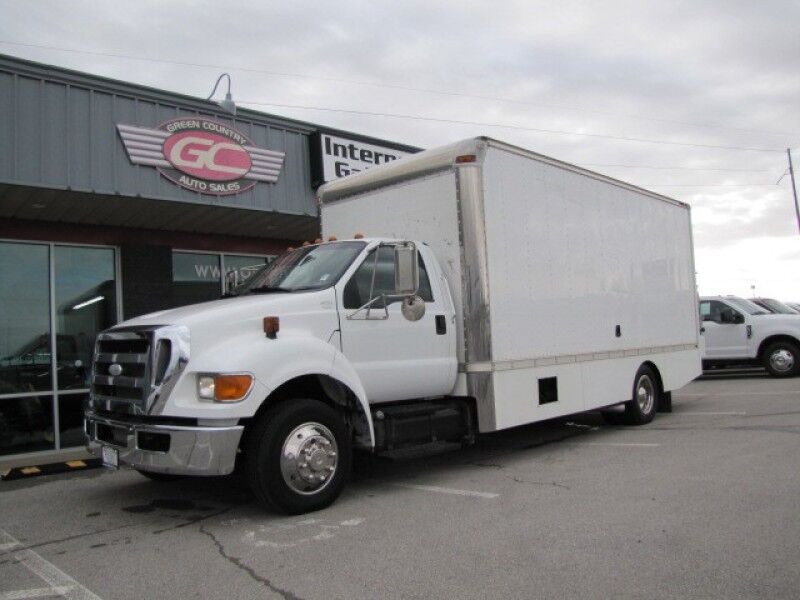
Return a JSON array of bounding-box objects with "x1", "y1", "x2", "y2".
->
[{"x1": 1, "y1": 458, "x2": 102, "y2": 481}]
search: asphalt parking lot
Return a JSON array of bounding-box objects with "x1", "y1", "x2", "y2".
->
[{"x1": 1, "y1": 374, "x2": 798, "y2": 600}]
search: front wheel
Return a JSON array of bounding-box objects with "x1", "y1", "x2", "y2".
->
[
  {"x1": 622, "y1": 366, "x2": 660, "y2": 425},
  {"x1": 762, "y1": 341, "x2": 800, "y2": 377},
  {"x1": 245, "y1": 398, "x2": 351, "y2": 514}
]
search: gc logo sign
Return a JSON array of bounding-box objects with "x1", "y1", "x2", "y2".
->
[
  {"x1": 164, "y1": 133, "x2": 252, "y2": 181},
  {"x1": 117, "y1": 117, "x2": 285, "y2": 195}
]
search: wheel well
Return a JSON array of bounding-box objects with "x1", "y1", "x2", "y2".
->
[
  {"x1": 245, "y1": 374, "x2": 372, "y2": 449},
  {"x1": 640, "y1": 361, "x2": 664, "y2": 394},
  {"x1": 757, "y1": 335, "x2": 800, "y2": 360}
]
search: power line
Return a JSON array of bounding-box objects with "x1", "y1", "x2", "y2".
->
[
  {"x1": 580, "y1": 164, "x2": 770, "y2": 173},
  {"x1": 237, "y1": 100, "x2": 785, "y2": 153},
  {"x1": 0, "y1": 39, "x2": 795, "y2": 139},
  {"x1": 643, "y1": 183, "x2": 780, "y2": 188}
]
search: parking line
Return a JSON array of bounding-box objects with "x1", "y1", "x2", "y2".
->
[
  {"x1": 0, "y1": 586, "x2": 74, "y2": 600},
  {"x1": 393, "y1": 483, "x2": 499, "y2": 499},
  {"x1": 673, "y1": 411, "x2": 747, "y2": 416},
  {"x1": 0, "y1": 530, "x2": 103, "y2": 600},
  {"x1": 570, "y1": 442, "x2": 660, "y2": 447},
  {"x1": 681, "y1": 392, "x2": 794, "y2": 397}
]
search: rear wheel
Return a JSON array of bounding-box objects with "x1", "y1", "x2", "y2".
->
[
  {"x1": 245, "y1": 398, "x2": 351, "y2": 514},
  {"x1": 622, "y1": 365, "x2": 660, "y2": 425},
  {"x1": 762, "y1": 341, "x2": 800, "y2": 378}
]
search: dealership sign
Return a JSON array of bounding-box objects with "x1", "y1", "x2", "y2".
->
[
  {"x1": 311, "y1": 132, "x2": 415, "y2": 185},
  {"x1": 117, "y1": 118, "x2": 285, "y2": 195}
]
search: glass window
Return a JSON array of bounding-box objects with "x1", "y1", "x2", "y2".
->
[
  {"x1": 54, "y1": 246, "x2": 116, "y2": 390},
  {"x1": 0, "y1": 242, "x2": 51, "y2": 394},
  {"x1": 0, "y1": 395, "x2": 55, "y2": 456},
  {"x1": 754, "y1": 298, "x2": 798, "y2": 315},
  {"x1": 702, "y1": 300, "x2": 742, "y2": 323},
  {"x1": 0, "y1": 241, "x2": 118, "y2": 456},
  {"x1": 343, "y1": 247, "x2": 434, "y2": 309},
  {"x1": 224, "y1": 254, "x2": 270, "y2": 288},
  {"x1": 237, "y1": 242, "x2": 366, "y2": 295},
  {"x1": 725, "y1": 297, "x2": 769, "y2": 316},
  {"x1": 172, "y1": 252, "x2": 222, "y2": 306},
  {"x1": 699, "y1": 301, "x2": 712, "y2": 320},
  {"x1": 57, "y1": 392, "x2": 89, "y2": 450}
]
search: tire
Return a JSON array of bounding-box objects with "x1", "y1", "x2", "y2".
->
[
  {"x1": 136, "y1": 469, "x2": 184, "y2": 482},
  {"x1": 245, "y1": 398, "x2": 351, "y2": 515},
  {"x1": 762, "y1": 341, "x2": 800, "y2": 378},
  {"x1": 622, "y1": 365, "x2": 660, "y2": 425}
]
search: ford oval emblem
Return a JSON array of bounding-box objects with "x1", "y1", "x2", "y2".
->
[{"x1": 108, "y1": 363, "x2": 123, "y2": 377}]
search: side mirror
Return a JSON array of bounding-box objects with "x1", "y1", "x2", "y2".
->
[
  {"x1": 223, "y1": 269, "x2": 238, "y2": 296},
  {"x1": 733, "y1": 312, "x2": 745, "y2": 324},
  {"x1": 394, "y1": 242, "x2": 419, "y2": 296}
]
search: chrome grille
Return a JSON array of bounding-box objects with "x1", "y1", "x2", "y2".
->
[{"x1": 90, "y1": 325, "x2": 190, "y2": 415}]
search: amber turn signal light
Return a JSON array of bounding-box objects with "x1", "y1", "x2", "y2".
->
[
  {"x1": 213, "y1": 374, "x2": 253, "y2": 402},
  {"x1": 263, "y1": 316, "x2": 280, "y2": 339}
]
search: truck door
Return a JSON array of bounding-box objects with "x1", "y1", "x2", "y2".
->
[
  {"x1": 337, "y1": 245, "x2": 457, "y2": 403},
  {"x1": 699, "y1": 300, "x2": 749, "y2": 358}
]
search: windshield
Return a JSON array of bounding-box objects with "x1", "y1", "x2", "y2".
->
[
  {"x1": 754, "y1": 298, "x2": 799, "y2": 315},
  {"x1": 232, "y1": 241, "x2": 366, "y2": 295},
  {"x1": 724, "y1": 296, "x2": 769, "y2": 315}
]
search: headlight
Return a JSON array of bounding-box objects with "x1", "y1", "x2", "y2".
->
[{"x1": 197, "y1": 374, "x2": 253, "y2": 402}]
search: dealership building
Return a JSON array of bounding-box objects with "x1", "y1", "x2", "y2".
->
[{"x1": 0, "y1": 53, "x2": 418, "y2": 465}]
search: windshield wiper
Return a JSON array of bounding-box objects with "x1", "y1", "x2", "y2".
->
[
  {"x1": 248, "y1": 286, "x2": 294, "y2": 294},
  {"x1": 248, "y1": 285, "x2": 322, "y2": 294}
]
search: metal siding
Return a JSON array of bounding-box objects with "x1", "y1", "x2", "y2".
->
[
  {"x1": 0, "y1": 72, "x2": 13, "y2": 180},
  {"x1": 0, "y1": 63, "x2": 317, "y2": 217},
  {"x1": 67, "y1": 86, "x2": 92, "y2": 189},
  {"x1": 15, "y1": 76, "x2": 41, "y2": 182},
  {"x1": 41, "y1": 82, "x2": 68, "y2": 185},
  {"x1": 113, "y1": 94, "x2": 140, "y2": 196}
]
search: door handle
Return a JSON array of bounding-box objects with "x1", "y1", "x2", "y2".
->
[{"x1": 435, "y1": 315, "x2": 447, "y2": 335}]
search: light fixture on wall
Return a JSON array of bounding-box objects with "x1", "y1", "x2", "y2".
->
[
  {"x1": 207, "y1": 73, "x2": 236, "y2": 116},
  {"x1": 72, "y1": 295, "x2": 105, "y2": 310}
]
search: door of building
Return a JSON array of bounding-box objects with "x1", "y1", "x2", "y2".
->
[{"x1": 0, "y1": 241, "x2": 118, "y2": 457}]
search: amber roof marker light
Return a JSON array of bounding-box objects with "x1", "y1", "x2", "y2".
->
[{"x1": 455, "y1": 154, "x2": 477, "y2": 164}]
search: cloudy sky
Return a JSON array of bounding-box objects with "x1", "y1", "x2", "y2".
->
[{"x1": 2, "y1": 1, "x2": 799, "y2": 299}]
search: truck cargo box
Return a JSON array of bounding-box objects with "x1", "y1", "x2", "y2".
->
[{"x1": 320, "y1": 137, "x2": 700, "y2": 431}]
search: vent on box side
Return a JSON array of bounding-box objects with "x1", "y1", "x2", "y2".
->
[{"x1": 538, "y1": 377, "x2": 558, "y2": 405}]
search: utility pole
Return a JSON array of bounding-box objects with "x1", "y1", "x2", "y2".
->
[{"x1": 788, "y1": 148, "x2": 800, "y2": 235}]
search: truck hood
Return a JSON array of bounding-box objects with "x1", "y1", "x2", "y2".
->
[
  {"x1": 114, "y1": 288, "x2": 338, "y2": 339},
  {"x1": 752, "y1": 313, "x2": 800, "y2": 327}
]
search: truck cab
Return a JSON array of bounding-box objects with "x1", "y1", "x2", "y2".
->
[
  {"x1": 699, "y1": 295, "x2": 800, "y2": 377},
  {"x1": 86, "y1": 238, "x2": 464, "y2": 513}
]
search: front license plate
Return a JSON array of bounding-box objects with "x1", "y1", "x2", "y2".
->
[{"x1": 101, "y1": 445, "x2": 119, "y2": 469}]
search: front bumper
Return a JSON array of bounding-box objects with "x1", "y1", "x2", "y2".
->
[{"x1": 85, "y1": 411, "x2": 243, "y2": 476}]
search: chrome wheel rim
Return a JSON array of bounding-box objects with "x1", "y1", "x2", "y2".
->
[
  {"x1": 280, "y1": 422, "x2": 338, "y2": 495},
  {"x1": 769, "y1": 349, "x2": 795, "y2": 373},
  {"x1": 636, "y1": 375, "x2": 655, "y2": 414}
]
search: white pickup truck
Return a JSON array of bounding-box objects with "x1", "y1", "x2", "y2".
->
[
  {"x1": 699, "y1": 295, "x2": 800, "y2": 377},
  {"x1": 86, "y1": 137, "x2": 701, "y2": 514}
]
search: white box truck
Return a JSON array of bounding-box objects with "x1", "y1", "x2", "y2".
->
[{"x1": 85, "y1": 137, "x2": 701, "y2": 514}]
